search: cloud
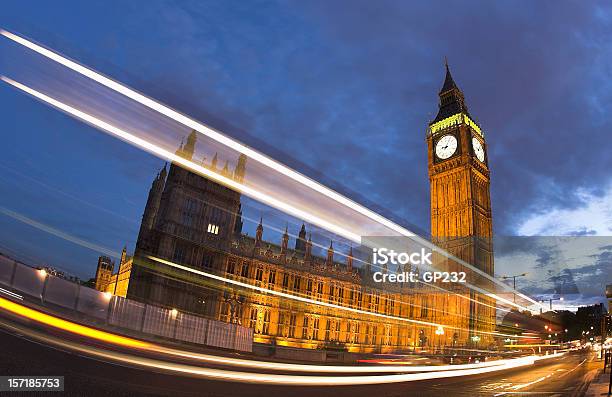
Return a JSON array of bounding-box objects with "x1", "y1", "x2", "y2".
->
[
  {"x1": 495, "y1": 236, "x2": 612, "y2": 309},
  {"x1": 2, "y1": 0, "x2": 612, "y2": 286},
  {"x1": 517, "y1": 184, "x2": 612, "y2": 236}
]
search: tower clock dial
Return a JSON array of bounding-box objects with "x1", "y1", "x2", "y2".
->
[
  {"x1": 435, "y1": 134, "x2": 457, "y2": 160},
  {"x1": 472, "y1": 137, "x2": 485, "y2": 162}
]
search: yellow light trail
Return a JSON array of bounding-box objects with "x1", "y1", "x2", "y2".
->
[
  {"x1": 0, "y1": 294, "x2": 542, "y2": 375},
  {"x1": 0, "y1": 75, "x2": 536, "y2": 317},
  {"x1": 0, "y1": 296, "x2": 149, "y2": 348},
  {"x1": 0, "y1": 316, "x2": 566, "y2": 386},
  {"x1": 0, "y1": 29, "x2": 546, "y2": 312}
]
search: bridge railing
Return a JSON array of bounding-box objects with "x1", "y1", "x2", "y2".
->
[{"x1": 0, "y1": 254, "x2": 253, "y2": 352}]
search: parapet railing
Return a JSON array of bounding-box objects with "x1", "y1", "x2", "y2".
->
[{"x1": 0, "y1": 254, "x2": 253, "y2": 352}]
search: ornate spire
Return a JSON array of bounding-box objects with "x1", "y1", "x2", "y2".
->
[
  {"x1": 326, "y1": 241, "x2": 334, "y2": 267},
  {"x1": 305, "y1": 233, "x2": 312, "y2": 260},
  {"x1": 281, "y1": 224, "x2": 289, "y2": 254},
  {"x1": 295, "y1": 223, "x2": 307, "y2": 252},
  {"x1": 182, "y1": 130, "x2": 197, "y2": 160},
  {"x1": 346, "y1": 245, "x2": 353, "y2": 272},
  {"x1": 255, "y1": 217, "x2": 263, "y2": 244},
  {"x1": 431, "y1": 60, "x2": 470, "y2": 124},
  {"x1": 175, "y1": 138, "x2": 184, "y2": 157},
  {"x1": 211, "y1": 153, "x2": 218, "y2": 170},
  {"x1": 233, "y1": 204, "x2": 243, "y2": 235},
  {"x1": 234, "y1": 154, "x2": 247, "y2": 183},
  {"x1": 440, "y1": 57, "x2": 458, "y2": 94}
]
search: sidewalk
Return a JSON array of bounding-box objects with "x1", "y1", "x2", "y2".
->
[{"x1": 586, "y1": 370, "x2": 612, "y2": 397}]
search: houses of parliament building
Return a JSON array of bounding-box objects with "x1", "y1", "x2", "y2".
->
[{"x1": 95, "y1": 64, "x2": 496, "y2": 352}]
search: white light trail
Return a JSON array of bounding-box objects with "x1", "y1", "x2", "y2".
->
[
  {"x1": 147, "y1": 255, "x2": 532, "y2": 339},
  {"x1": 0, "y1": 205, "x2": 118, "y2": 258},
  {"x1": 0, "y1": 76, "x2": 361, "y2": 243},
  {"x1": 0, "y1": 294, "x2": 507, "y2": 374},
  {"x1": 0, "y1": 29, "x2": 546, "y2": 312},
  {"x1": 0, "y1": 75, "x2": 536, "y2": 317},
  {"x1": 0, "y1": 287, "x2": 22, "y2": 300},
  {"x1": 1, "y1": 317, "x2": 566, "y2": 386}
]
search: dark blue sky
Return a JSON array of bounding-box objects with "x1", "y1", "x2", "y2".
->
[{"x1": 0, "y1": 0, "x2": 611, "y2": 292}]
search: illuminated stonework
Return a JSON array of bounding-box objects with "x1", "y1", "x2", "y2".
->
[
  {"x1": 429, "y1": 112, "x2": 483, "y2": 137},
  {"x1": 426, "y1": 64, "x2": 496, "y2": 344},
  {"x1": 95, "y1": 246, "x2": 132, "y2": 298},
  {"x1": 93, "y1": 65, "x2": 497, "y2": 354}
]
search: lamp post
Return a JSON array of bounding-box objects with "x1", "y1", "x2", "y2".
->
[
  {"x1": 500, "y1": 273, "x2": 527, "y2": 303},
  {"x1": 539, "y1": 296, "x2": 564, "y2": 313}
]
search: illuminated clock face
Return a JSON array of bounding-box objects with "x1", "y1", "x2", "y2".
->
[
  {"x1": 472, "y1": 137, "x2": 485, "y2": 162},
  {"x1": 435, "y1": 135, "x2": 458, "y2": 160}
]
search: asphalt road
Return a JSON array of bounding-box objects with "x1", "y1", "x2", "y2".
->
[
  {"x1": 414, "y1": 350, "x2": 600, "y2": 397},
  {"x1": 0, "y1": 311, "x2": 600, "y2": 397}
]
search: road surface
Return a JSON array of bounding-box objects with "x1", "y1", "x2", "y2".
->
[{"x1": 0, "y1": 307, "x2": 600, "y2": 396}]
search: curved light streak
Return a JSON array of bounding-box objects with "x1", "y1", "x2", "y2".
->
[
  {"x1": 0, "y1": 294, "x2": 547, "y2": 376},
  {"x1": 0, "y1": 29, "x2": 546, "y2": 312},
  {"x1": 0, "y1": 75, "x2": 536, "y2": 317},
  {"x1": 147, "y1": 255, "x2": 532, "y2": 339},
  {"x1": 0, "y1": 296, "x2": 149, "y2": 348},
  {"x1": 0, "y1": 206, "x2": 118, "y2": 258},
  {"x1": 0, "y1": 76, "x2": 361, "y2": 243},
  {"x1": 0, "y1": 315, "x2": 565, "y2": 386}
]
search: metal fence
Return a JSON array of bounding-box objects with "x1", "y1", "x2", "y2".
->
[{"x1": 0, "y1": 255, "x2": 252, "y2": 352}]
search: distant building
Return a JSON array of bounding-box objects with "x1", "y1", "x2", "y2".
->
[
  {"x1": 39, "y1": 265, "x2": 82, "y2": 284},
  {"x1": 576, "y1": 303, "x2": 606, "y2": 338},
  {"x1": 94, "y1": 247, "x2": 132, "y2": 296},
  {"x1": 94, "y1": 255, "x2": 114, "y2": 291}
]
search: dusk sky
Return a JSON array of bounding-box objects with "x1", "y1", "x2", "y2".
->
[{"x1": 0, "y1": 1, "x2": 611, "y2": 306}]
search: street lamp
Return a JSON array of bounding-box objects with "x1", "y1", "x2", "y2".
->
[
  {"x1": 539, "y1": 296, "x2": 564, "y2": 312},
  {"x1": 500, "y1": 273, "x2": 528, "y2": 303}
]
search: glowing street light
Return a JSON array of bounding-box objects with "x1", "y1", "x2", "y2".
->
[{"x1": 499, "y1": 273, "x2": 528, "y2": 303}]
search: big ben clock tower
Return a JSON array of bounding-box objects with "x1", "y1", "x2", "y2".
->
[{"x1": 427, "y1": 62, "x2": 494, "y2": 342}]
